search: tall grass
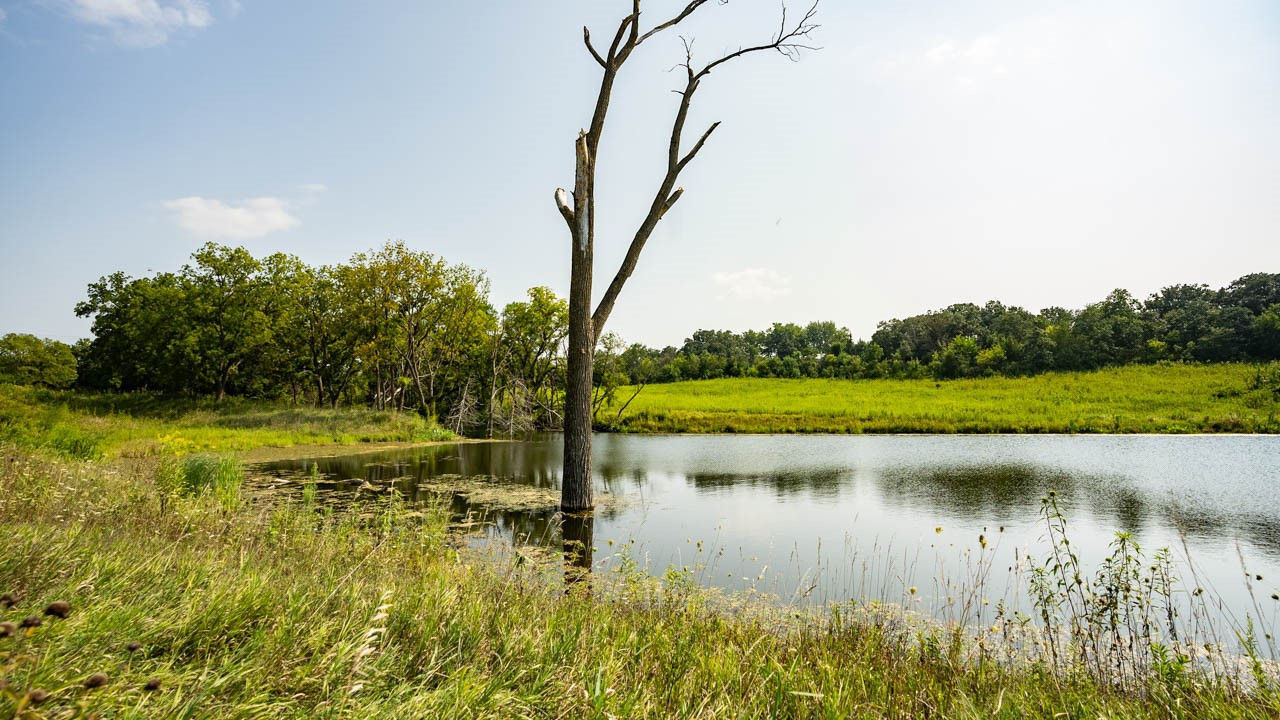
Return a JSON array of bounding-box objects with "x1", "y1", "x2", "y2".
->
[
  {"x1": 607, "y1": 363, "x2": 1280, "y2": 434},
  {"x1": 3, "y1": 442, "x2": 1279, "y2": 717},
  {"x1": 0, "y1": 385, "x2": 454, "y2": 459}
]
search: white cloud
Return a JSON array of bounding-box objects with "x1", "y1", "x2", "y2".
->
[
  {"x1": 61, "y1": 0, "x2": 213, "y2": 47},
  {"x1": 712, "y1": 268, "x2": 792, "y2": 301},
  {"x1": 299, "y1": 183, "x2": 327, "y2": 194},
  {"x1": 165, "y1": 196, "x2": 300, "y2": 239},
  {"x1": 877, "y1": 21, "x2": 1061, "y2": 94}
]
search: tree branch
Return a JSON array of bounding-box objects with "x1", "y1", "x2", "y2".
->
[
  {"x1": 607, "y1": 11, "x2": 639, "y2": 63},
  {"x1": 661, "y1": 187, "x2": 684, "y2": 215},
  {"x1": 636, "y1": 0, "x2": 713, "y2": 46},
  {"x1": 697, "y1": 0, "x2": 821, "y2": 78},
  {"x1": 589, "y1": 1, "x2": 821, "y2": 340},
  {"x1": 583, "y1": 27, "x2": 607, "y2": 68},
  {"x1": 554, "y1": 188, "x2": 575, "y2": 228},
  {"x1": 678, "y1": 121, "x2": 720, "y2": 171}
]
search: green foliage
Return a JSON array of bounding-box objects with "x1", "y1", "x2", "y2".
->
[
  {"x1": 492, "y1": 286, "x2": 569, "y2": 431},
  {"x1": 619, "y1": 274, "x2": 1280, "y2": 386},
  {"x1": 176, "y1": 454, "x2": 244, "y2": 511},
  {"x1": 0, "y1": 384, "x2": 453, "y2": 459},
  {"x1": 0, "y1": 334, "x2": 77, "y2": 389},
  {"x1": 74, "y1": 241, "x2": 497, "y2": 424}
]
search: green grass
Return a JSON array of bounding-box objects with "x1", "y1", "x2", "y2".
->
[
  {"x1": 3, "y1": 446, "x2": 1277, "y2": 719},
  {"x1": 0, "y1": 385, "x2": 455, "y2": 459},
  {"x1": 606, "y1": 363, "x2": 1280, "y2": 434}
]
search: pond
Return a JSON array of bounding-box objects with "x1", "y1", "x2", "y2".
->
[{"x1": 251, "y1": 433, "x2": 1280, "y2": 631}]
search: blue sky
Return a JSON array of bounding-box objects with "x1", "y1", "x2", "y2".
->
[{"x1": 2, "y1": 0, "x2": 1278, "y2": 348}]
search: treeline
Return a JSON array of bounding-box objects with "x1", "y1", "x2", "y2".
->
[
  {"x1": 63, "y1": 241, "x2": 590, "y2": 434},
  {"x1": 618, "y1": 275, "x2": 1280, "y2": 383},
  {"x1": 4, "y1": 243, "x2": 1277, "y2": 429}
]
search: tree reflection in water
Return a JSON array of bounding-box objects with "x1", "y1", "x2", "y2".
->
[{"x1": 561, "y1": 511, "x2": 594, "y2": 594}]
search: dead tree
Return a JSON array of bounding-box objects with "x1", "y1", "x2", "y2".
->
[{"x1": 555, "y1": 0, "x2": 820, "y2": 511}]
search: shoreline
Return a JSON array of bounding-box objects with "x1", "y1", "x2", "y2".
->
[{"x1": 237, "y1": 436, "x2": 508, "y2": 463}]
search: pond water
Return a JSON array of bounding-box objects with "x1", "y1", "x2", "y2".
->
[{"x1": 251, "y1": 434, "x2": 1280, "y2": 629}]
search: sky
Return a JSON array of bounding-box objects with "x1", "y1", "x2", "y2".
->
[{"x1": 1, "y1": 0, "x2": 1278, "y2": 349}]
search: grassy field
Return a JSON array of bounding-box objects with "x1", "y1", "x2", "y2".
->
[
  {"x1": 2, "y1": 384, "x2": 1278, "y2": 716},
  {"x1": 4, "y1": 445, "x2": 1278, "y2": 718},
  {"x1": 606, "y1": 363, "x2": 1280, "y2": 434},
  {"x1": 0, "y1": 385, "x2": 454, "y2": 459}
]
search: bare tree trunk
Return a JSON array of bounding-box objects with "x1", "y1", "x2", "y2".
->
[
  {"x1": 556, "y1": 1, "x2": 819, "y2": 512},
  {"x1": 562, "y1": 133, "x2": 595, "y2": 511}
]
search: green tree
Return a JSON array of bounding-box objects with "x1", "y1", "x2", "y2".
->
[
  {"x1": 342, "y1": 241, "x2": 493, "y2": 417},
  {"x1": 0, "y1": 334, "x2": 78, "y2": 388},
  {"x1": 1253, "y1": 304, "x2": 1280, "y2": 360},
  {"x1": 75, "y1": 271, "x2": 189, "y2": 392},
  {"x1": 179, "y1": 243, "x2": 273, "y2": 401},
  {"x1": 500, "y1": 286, "x2": 569, "y2": 426}
]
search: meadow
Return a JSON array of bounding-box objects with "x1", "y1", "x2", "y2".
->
[
  {"x1": 0, "y1": 385, "x2": 454, "y2": 460},
  {"x1": 3, "y1": 452, "x2": 1277, "y2": 717},
  {"x1": 2, "y1": 382, "x2": 1279, "y2": 717},
  {"x1": 606, "y1": 363, "x2": 1280, "y2": 434}
]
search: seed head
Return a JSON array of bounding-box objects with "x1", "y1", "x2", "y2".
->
[
  {"x1": 143, "y1": 678, "x2": 162, "y2": 692},
  {"x1": 26, "y1": 688, "x2": 49, "y2": 705},
  {"x1": 43, "y1": 600, "x2": 71, "y2": 619},
  {"x1": 0, "y1": 621, "x2": 16, "y2": 638},
  {"x1": 18, "y1": 615, "x2": 42, "y2": 629},
  {"x1": 0, "y1": 592, "x2": 18, "y2": 608},
  {"x1": 83, "y1": 672, "x2": 109, "y2": 689},
  {"x1": 126, "y1": 640, "x2": 143, "y2": 652}
]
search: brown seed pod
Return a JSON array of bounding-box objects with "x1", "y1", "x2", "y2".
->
[
  {"x1": 126, "y1": 640, "x2": 143, "y2": 652},
  {"x1": 0, "y1": 592, "x2": 18, "y2": 608},
  {"x1": 26, "y1": 688, "x2": 50, "y2": 704},
  {"x1": 43, "y1": 600, "x2": 71, "y2": 619},
  {"x1": 143, "y1": 678, "x2": 162, "y2": 692},
  {"x1": 0, "y1": 621, "x2": 16, "y2": 637},
  {"x1": 18, "y1": 615, "x2": 42, "y2": 629},
  {"x1": 83, "y1": 672, "x2": 109, "y2": 689}
]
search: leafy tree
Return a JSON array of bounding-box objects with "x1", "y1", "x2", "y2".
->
[
  {"x1": 1221, "y1": 273, "x2": 1280, "y2": 315},
  {"x1": 75, "y1": 271, "x2": 189, "y2": 392},
  {"x1": 763, "y1": 323, "x2": 808, "y2": 359},
  {"x1": 501, "y1": 287, "x2": 569, "y2": 425},
  {"x1": 1252, "y1": 304, "x2": 1280, "y2": 360},
  {"x1": 1065, "y1": 289, "x2": 1148, "y2": 369},
  {"x1": 342, "y1": 241, "x2": 494, "y2": 417},
  {"x1": 178, "y1": 243, "x2": 273, "y2": 401},
  {"x1": 0, "y1": 334, "x2": 77, "y2": 388}
]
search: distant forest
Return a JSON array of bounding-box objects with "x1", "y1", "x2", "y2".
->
[
  {"x1": 1, "y1": 241, "x2": 1277, "y2": 432},
  {"x1": 625, "y1": 274, "x2": 1280, "y2": 383}
]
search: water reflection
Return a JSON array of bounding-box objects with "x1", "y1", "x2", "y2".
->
[
  {"x1": 561, "y1": 513, "x2": 594, "y2": 592},
  {"x1": 688, "y1": 468, "x2": 847, "y2": 499},
  {"x1": 249, "y1": 434, "x2": 1280, "y2": 620}
]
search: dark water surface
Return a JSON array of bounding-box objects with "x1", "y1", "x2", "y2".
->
[{"x1": 252, "y1": 434, "x2": 1280, "y2": 622}]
